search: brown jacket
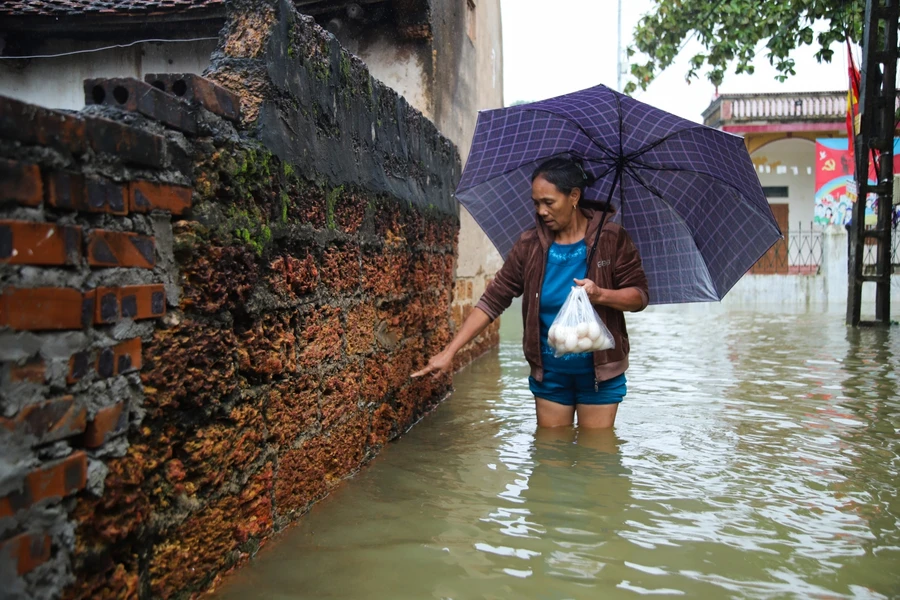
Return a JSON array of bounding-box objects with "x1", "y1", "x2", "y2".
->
[{"x1": 475, "y1": 209, "x2": 649, "y2": 383}]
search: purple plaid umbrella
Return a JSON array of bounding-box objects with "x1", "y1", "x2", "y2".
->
[{"x1": 456, "y1": 84, "x2": 782, "y2": 304}]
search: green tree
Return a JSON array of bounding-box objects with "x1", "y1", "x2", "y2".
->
[{"x1": 624, "y1": 0, "x2": 864, "y2": 94}]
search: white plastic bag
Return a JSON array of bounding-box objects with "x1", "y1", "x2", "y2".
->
[{"x1": 547, "y1": 286, "x2": 615, "y2": 357}]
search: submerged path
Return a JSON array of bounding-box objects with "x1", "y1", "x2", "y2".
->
[{"x1": 213, "y1": 308, "x2": 900, "y2": 599}]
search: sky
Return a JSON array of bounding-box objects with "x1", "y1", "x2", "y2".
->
[{"x1": 501, "y1": 0, "x2": 855, "y2": 123}]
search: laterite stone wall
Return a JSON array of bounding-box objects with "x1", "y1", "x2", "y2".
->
[{"x1": 0, "y1": 2, "x2": 461, "y2": 598}]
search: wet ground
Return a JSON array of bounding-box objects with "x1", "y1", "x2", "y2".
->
[{"x1": 213, "y1": 307, "x2": 900, "y2": 599}]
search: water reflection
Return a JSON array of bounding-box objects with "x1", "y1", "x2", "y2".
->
[
  {"x1": 836, "y1": 325, "x2": 900, "y2": 596},
  {"x1": 213, "y1": 311, "x2": 900, "y2": 599},
  {"x1": 523, "y1": 428, "x2": 631, "y2": 584}
]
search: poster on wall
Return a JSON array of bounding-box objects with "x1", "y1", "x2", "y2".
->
[{"x1": 814, "y1": 138, "x2": 900, "y2": 226}]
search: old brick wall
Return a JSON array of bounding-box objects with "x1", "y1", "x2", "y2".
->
[
  {"x1": 0, "y1": 1, "x2": 460, "y2": 598},
  {"x1": 450, "y1": 275, "x2": 500, "y2": 371}
]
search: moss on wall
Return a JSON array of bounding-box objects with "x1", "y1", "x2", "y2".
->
[{"x1": 58, "y1": 1, "x2": 462, "y2": 598}]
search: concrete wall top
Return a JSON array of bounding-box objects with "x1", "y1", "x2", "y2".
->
[{"x1": 205, "y1": 0, "x2": 461, "y2": 218}]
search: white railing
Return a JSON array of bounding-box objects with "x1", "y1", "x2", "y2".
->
[
  {"x1": 704, "y1": 91, "x2": 900, "y2": 127},
  {"x1": 730, "y1": 94, "x2": 847, "y2": 120}
]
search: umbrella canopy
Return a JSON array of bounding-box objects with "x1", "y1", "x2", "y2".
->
[{"x1": 456, "y1": 84, "x2": 782, "y2": 305}]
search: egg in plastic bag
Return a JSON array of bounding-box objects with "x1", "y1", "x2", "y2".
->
[{"x1": 547, "y1": 286, "x2": 615, "y2": 358}]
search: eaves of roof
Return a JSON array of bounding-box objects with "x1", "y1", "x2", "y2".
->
[{"x1": 0, "y1": 0, "x2": 225, "y2": 17}]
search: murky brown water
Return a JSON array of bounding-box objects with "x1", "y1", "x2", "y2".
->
[{"x1": 213, "y1": 307, "x2": 899, "y2": 599}]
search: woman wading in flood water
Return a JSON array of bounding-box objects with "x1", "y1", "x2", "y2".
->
[{"x1": 413, "y1": 158, "x2": 648, "y2": 429}]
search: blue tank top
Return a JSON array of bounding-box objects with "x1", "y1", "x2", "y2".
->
[{"x1": 539, "y1": 240, "x2": 594, "y2": 374}]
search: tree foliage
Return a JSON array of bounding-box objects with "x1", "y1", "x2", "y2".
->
[{"x1": 624, "y1": 0, "x2": 865, "y2": 94}]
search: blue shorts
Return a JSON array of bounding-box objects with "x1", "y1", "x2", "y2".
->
[{"x1": 529, "y1": 371, "x2": 627, "y2": 406}]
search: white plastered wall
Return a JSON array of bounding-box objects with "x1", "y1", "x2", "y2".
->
[
  {"x1": 0, "y1": 39, "x2": 218, "y2": 111},
  {"x1": 749, "y1": 137, "x2": 818, "y2": 229}
]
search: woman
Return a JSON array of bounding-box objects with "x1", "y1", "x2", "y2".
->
[{"x1": 413, "y1": 157, "x2": 649, "y2": 429}]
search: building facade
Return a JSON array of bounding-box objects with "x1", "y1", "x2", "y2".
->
[
  {"x1": 703, "y1": 91, "x2": 850, "y2": 234},
  {"x1": 0, "y1": 0, "x2": 505, "y2": 366},
  {"x1": 700, "y1": 91, "x2": 899, "y2": 314}
]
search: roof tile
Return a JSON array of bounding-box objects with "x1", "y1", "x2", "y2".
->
[{"x1": 0, "y1": 0, "x2": 224, "y2": 17}]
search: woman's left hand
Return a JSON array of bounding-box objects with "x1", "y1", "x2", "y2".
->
[
  {"x1": 574, "y1": 278, "x2": 646, "y2": 312},
  {"x1": 574, "y1": 278, "x2": 605, "y2": 305}
]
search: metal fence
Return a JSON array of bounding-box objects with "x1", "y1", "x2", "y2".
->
[
  {"x1": 862, "y1": 225, "x2": 900, "y2": 273},
  {"x1": 751, "y1": 222, "x2": 823, "y2": 275}
]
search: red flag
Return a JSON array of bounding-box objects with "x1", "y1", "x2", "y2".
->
[{"x1": 847, "y1": 40, "x2": 861, "y2": 153}]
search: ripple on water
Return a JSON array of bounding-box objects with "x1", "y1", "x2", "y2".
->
[{"x1": 212, "y1": 310, "x2": 900, "y2": 599}]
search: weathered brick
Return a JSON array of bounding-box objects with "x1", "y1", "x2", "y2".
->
[
  {"x1": 320, "y1": 244, "x2": 359, "y2": 293},
  {"x1": 321, "y1": 364, "x2": 361, "y2": 430},
  {"x1": 333, "y1": 190, "x2": 367, "y2": 234},
  {"x1": 145, "y1": 73, "x2": 241, "y2": 123},
  {"x1": 362, "y1": 355, "x2": 390, "y2": 404},
  {"x1": 83, "y1": 115, "x2": 165, "y2": 169},
  {"x1": 121, "y1": 284, "x2": 166, "y2": 320},
  {"x1": 83, "y1": 402, "x2": 128, "y2": 448},
  {"x1": 274, "y1": 445, "x2": 328, "y2": 514},
  {"x1": 0, "y1": 221, "x2": 82, "y2": 265},
  {"x1": 369, "y1": 402, "x2": 399, "y2": 448},
  {"x1": 94, "y1": 287, "x2": 120, "y2": 325},
  {"x1": 0, "y1": 533, "x2": 52, "y2": 576},
  {"x1": 148, "y1": 468, "x2": 272, "y2": 596},
  {"x1": 85, "y1": 230, "x2": 155, "y2": 269},
  {"x1": 67, "y1": 338, "x2": 142, "y2": 383},
  {"x1": 44, "y1": 171, "x2": 87, "y2": 211},
  {"x1": 85, "y1": 77, "x2": 198, "y2": 135},
  {"x1": 0, "y1": 159, "x2": 42, "y2": 207},
  {"x1": 93, "y1": 285, "x2": 165, "y2": 324},
  {"x1": 268, "y1": 254, "x2": 317, "y2": 299},
  {"x1": 344, "y1": 302, "x2": 375, "y2": 355},
  {"x1": 8, "y1": 356, "x2": 45, "y2": 383},
  {"x1": 67, "y1": 350, "x2": 91, "y2": 384},
  {"x1": 181, "y1": 244, "x2": 259, "y2": 313},
  {"x1": 179, "y1": 401, "x2": 264, "y2": 491},
  {"x1": 0, "y1": 451, "x2": 87, "y2": 518},
  {"x1": 100, "y1": 338, "x2": 142, "y2": 378},
  {"x1": 0, "y1": 94, "x2": 86, "y2": 154},
  {"x1": 450, "y1": 303, "x2": 463, "y2": 327},
  {"x1": 69, "y1": 449, "x2": 153, "y2": 550},
  {"x1": 116, "y1": 337, "x2": 142, "y2": 376},
  {"x1": 0, "y1": 396, "x2": 87, "y2": 445},
  {"x1": 361, "y1": 251, "x2": 406, "y2": 297},
  {"x1": 81, "y1": 289, "x2": 97, "y2": 329},
  {"x1": 85, "y1": 179, "x2": 128, "y2": 215},
  {"x1": 141, "y1": 319, "x2": 238, "y2": 412},
  {"x1": 62, "y1": 562, "x2": 140, "y2": 600},
  {"x1": 266, "y1": 377, "x2": 319, "y2": 446},
  {"x1": 297, "y1": 306, "x2": 344, "y2": 364},
  {"x1": 128, "y1": 180, "x2": 191, "y2": 215},
  {"x1": 96, "y1": 346, "x2": 116, "y2": 379},
  {"x1": 236, "y1": 313, "x2": 297, "y2": 377},
  {"x1": 0, "y1": 288, "x2": 93, "y2": 331}
]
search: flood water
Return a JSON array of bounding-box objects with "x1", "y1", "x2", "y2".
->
[{"x1": 214, "y1": 307, "x2": 900, "y2": 599}]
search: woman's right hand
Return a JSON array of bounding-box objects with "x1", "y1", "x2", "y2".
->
[
  {"x1": 411, "y1": 307, "x2": 493, "y2": 379},
  {"x1": 411, "y1": 349, "x2": 455, "y2": 378}
]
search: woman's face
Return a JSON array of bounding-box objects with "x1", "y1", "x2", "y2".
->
[{"x1": 532, "y1": 175, "x2": 579, "y2": 231}]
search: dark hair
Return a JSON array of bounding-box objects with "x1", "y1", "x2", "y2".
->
[{"x1": 531, "y1": 157, "x2": 594, "y2": 202}]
